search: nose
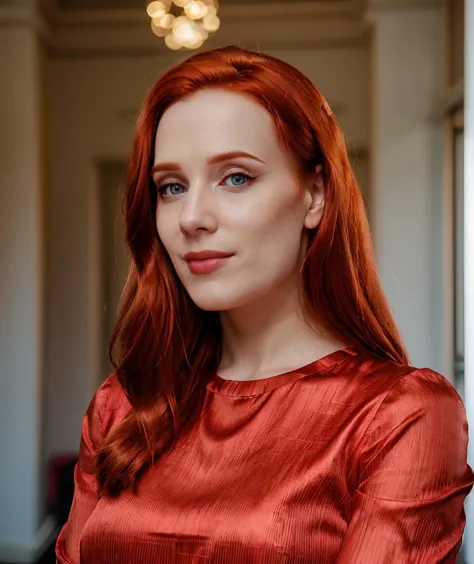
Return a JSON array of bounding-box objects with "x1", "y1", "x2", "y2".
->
[{"x1": 179, "y1": 183, "x2": 218, "y2": 236}]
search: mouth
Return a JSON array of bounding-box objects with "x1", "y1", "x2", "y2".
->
[{"x1": 184, "y1": 250, "x2": 234, "y2": 275}]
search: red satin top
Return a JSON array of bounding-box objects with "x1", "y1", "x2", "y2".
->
[{"x1": 56, "y1": 347, "x2": 473, "y2": 563}]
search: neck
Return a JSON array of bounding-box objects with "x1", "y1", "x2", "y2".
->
[{"x1": 218, "y1": 277, "x2": 345, "y2": 381}]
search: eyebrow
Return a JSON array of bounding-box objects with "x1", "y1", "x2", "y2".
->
[{"x1": 151, "y1": 150, "x2": 266, "y2": 174}]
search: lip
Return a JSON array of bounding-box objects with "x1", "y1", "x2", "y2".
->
[
  {"x1": 184, "y1": 250, "x2": 234, "y2": 275},
  {"x1": 184, "y1": 250, "x2": 234, "y2": 261}
]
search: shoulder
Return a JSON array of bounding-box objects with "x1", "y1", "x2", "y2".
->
[
  {"x1": 335, "y1": 349, "x2": 464, "y2": 418},
  {"x1": 353, "y1": 357, "x2": 469, "y2": 474},
  {"x1": 346, "y1": 358, "x2": 473, "y2": 500},
  {"x1": 329, "y1": 350, "x2": 469, "y2": 456},
  {"x1": 82, "y1": 374, "x2": 131, "y2": 456},
  {"x1": 383, "y1": 365, "x2": 463, "y2": 413},
  {"x1": 355, "y1": 354, "x2": 466, "y2": 428}
]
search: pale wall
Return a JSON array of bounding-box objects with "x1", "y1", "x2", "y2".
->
[
  {"x1": 0, "y1": 27, "x2": 45, "y2": 550},
  {"x1": 371, "y1": 6, "x2": 447, "y2": 374}
]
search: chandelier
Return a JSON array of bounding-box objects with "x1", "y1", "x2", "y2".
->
[{"x1": 146, "y1": 0, "x2": 220, "y2": 51}]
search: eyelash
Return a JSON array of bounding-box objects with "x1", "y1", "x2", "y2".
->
[{"x1": 155, "y1": 169, "x2": 257, "y2": 198}]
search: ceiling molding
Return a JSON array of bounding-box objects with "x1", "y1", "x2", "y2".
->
[
  {"x1": 48, "y1": 1, "x2": 366, "y2": 22},
  {"x1": 3, "y1": 0, "x2": 368, "y2": 57},
  {"x1": 367, "y1": 0, "x2": 443, "y2": 11},
  {"x1": 0, "y1": 1, "x2": 51, "y2": 43},
  {"x1": 0, "y1": 0, "x2": 36, "y2": 8}
]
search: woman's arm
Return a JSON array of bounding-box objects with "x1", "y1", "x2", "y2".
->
[
  {"x1": 336, "y1": 369, "x2": 474, "y2": 564},
  {"x1": 55, "y1": 375, "x2": 118, "y2": 563}
]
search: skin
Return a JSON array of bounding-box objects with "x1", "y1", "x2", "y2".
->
[{"x1": 153, "y1": 89, "x2": 345, "y2": 382}]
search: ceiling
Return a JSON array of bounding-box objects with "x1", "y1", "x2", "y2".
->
[{"x1": 57, "y1": 0, "x2": 341, "y2": 10}]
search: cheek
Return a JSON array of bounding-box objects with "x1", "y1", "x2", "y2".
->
[
  {"x1": 234, "y1": 198, "x2": 307, "y2": 276},
  {"x1": 155, "y1": 213, "x2": 177, "y2": 260},
  {"x1": 233, "y1": 191, "x2": 306, "y2": 240},
  {"x1": 156, "y1": 205, "x2": 174, "y2": 239}
]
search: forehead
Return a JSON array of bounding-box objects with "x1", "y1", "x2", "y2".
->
[{"x1": 153, "y1": 89, "x2": 281, "y2": 163}]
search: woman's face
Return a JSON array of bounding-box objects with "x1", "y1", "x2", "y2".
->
[{"x1": 153, "y1": 89, "x2": 324, "y2": 312}]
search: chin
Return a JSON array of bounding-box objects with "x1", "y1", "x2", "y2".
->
[
  {"x1": 184, "y1": 284, "x2": 253, "y2": 312},
  {"x1": 187, "y1": 293, "x2": 243, "y2": 312}
]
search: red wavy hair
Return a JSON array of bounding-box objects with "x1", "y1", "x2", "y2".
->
[{"x1": 97, "y1": 45, "x2": 408, "y2": 496}]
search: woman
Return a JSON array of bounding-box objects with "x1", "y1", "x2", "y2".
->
[{"x1": 56, "y1": 46, "x2": 473, "y2": 563}]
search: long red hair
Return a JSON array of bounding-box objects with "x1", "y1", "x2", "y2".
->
[{"x1": 98, "y1": 45, "x2": 408, "y2": 496}]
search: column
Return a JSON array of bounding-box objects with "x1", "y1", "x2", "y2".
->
[
  {"x1": 368, "y1": 0, "x2": 446, "y2": 372},
  {"x1": 463, "y1": 0, "x2": 474, "y2": 558},
  {"x1": 0, "y1": 0, "x2": 46, "y2": 559}
]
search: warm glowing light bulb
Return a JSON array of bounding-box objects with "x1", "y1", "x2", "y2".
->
[
  {"x1": 147, "y1": 1, "x2": 167, "y2": 18},
  {"x1": 202, "y1": 14, "x2": 220, "y2": 32},
  {"x1": 172, "y1": 15, "x2": 188, "y2": 32},
  {"x1": 151, "y1": 19, "x2": 167, "y2": 37},
  {"x1": 148, "y1": 0, "x2": 216, "y2": 49},
  {"x1": 173, "y1": 19, "x2": 206, "y2": 49},
  {"x1": 184, "y1": 0, "x2": 208, "y2": 20},
  {"x1": 165, "y1": 33, "x2": 183, "y2": 50},
  {"x1": 160, "y1": 13, "x2": 175, "y2": 29},
  {"x1": 197, "y1": 24, "x2": 209, "y2": 41},
  {"x1": 204, "y1": 5, "x2": 217, "y2": 17},
  {"x1": 188, "y1": 36, "x2": 204, "y2": 49}
]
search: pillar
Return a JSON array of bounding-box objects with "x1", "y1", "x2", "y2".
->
[
  {"x1": 368, "y1": 0, "x2": 446, "y2": 372},
  {"x1": 0, "y1": 0, "x2": 46, "y2": 560}
]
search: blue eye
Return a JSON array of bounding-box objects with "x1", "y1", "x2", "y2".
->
[
  {"x1": 223, "y1": 173, "x2": 253, "y2": 188},
  {"x1": 159, "y1": 183, "x2": 185, "y2": 197}
]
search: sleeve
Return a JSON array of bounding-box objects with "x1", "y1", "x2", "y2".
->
[
  {"x1": 336, "y1": 369, "x2": 474, "y2": 564},
  {"x1": 55, "y1": 375, "x2": 119, "y2": 564}
]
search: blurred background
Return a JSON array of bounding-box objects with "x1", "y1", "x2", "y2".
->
[{"x1": 0, "y1": 0, "x2": 472, "y2": 561}]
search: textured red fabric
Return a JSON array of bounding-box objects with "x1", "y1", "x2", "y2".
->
[{"x1": 56, "y1": 347, "x2": 473, "y2": 563}]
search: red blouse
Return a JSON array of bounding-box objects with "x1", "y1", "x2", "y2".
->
[{"x1": 56, "y1": 347, "x2": 473, "y2": 563}]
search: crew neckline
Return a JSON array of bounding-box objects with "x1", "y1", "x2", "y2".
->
[{"x1": 206, "y1": 346, "x2": 359, "y2": 397}]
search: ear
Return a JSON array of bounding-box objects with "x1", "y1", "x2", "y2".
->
[{"x1": 304, "y1": 164, "x2": 325, "y2": 230}]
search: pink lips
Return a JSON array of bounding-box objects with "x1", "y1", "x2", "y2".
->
[{"x1": 184, "y1": 250, "x2": 233, "y2": 275}]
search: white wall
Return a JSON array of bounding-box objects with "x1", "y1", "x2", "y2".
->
[
  {"x1": 44, "y1": 45, "x2": 370, "y2": 459},
  {"x1": 463, "y1": 0, "x2": 474, "y2": 557},
  {"x1": 0, "y1": 25, "x2": 45, "y2": 556},
  {"x1": 370, "y1": 5, "x2": 447, "y2": 374}
]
